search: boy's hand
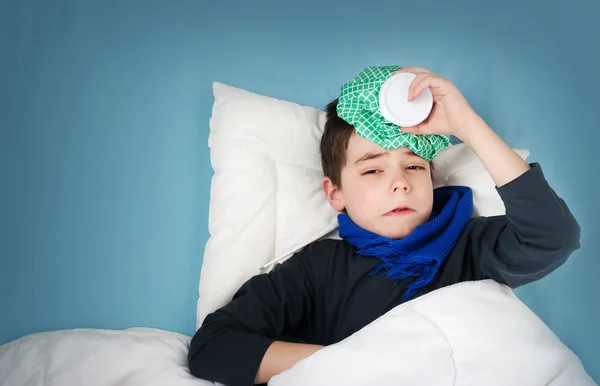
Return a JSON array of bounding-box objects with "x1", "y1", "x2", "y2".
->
[
  {"x1": 393, "y1": 67, "x2": 478, "y2": 139},
  {"x1": 394, "y1": 67, "x2": 530, "y2": 187},
  {"x1": 255, "y1": 341, "x2": 324, "y2": 384}
]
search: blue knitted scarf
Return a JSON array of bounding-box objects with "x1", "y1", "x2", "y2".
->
[{"x1": 338, "y1": 186, "x2": 473, "y2": 300}]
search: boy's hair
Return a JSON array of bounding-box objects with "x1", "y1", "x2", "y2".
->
[
  {"x1": 320, "y1": 98, "x2": 434, "y2": 189},
  {"x1": 320, "y1": 98, "x2": 355, "y2": 188}
]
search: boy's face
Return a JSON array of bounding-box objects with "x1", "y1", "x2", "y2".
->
[{"x1": 324, "y1": 133, "x2": 434, "y2": 239}]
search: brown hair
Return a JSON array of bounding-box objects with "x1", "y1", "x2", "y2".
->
[
  {"x1": 320, "y1": 98, "x2": 434, "y2": 189},
  {"x1": 320, "y1": 98, "x2": 354, "y2": 188}
]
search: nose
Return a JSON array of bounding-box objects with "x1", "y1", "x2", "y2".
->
[{"x1": 390, "y1": 170, "x2": 411, "y2": 194}]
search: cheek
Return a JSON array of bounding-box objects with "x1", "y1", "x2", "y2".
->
[
  {"x1": 343, "y1": 176, "x2": 381, "y2": 213},
  {"x1": 425, "y1": 192, "x2": 434, "y2": 211},
  {"x1": 419, "y1": 184, "x2": 434, "y2": 210}
]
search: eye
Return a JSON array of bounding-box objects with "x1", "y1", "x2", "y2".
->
[
  {"x1": 406, "y1": 165, "x2": 426, "y2": 171},
  {"x1": 362, "y1": 169, "x2": 381, "y2": 175}
]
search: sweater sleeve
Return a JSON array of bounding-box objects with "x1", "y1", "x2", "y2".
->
[
  {"x1": 468, "y1": 162, "x2": 581, "y2": 287},
  {"x1": 188, "y1": 248, "x2": 318, "y2": 386}
]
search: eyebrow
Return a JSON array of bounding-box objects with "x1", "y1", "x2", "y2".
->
[
  {"x1": 354, "y1": 151, "x2": 387, "y2": 164},
  {"x1": 354, "y1": 148, "x2": 419, "y2": 165}
]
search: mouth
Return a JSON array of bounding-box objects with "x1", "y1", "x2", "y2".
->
[{"x1": 384, "y1": 206, "x2": 415, "y2": 216}]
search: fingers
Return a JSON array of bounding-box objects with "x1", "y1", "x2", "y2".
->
[
  {"x1": 408, "y1": 73, "x2": 447, "y2": 101},
  {"x1": 394, "y1": 67, "x2": 448, "y2": 100},
  {"x1": 408, "y1": 73, "x2": 429, "y2": 100}
]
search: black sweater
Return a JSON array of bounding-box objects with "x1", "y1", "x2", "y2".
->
[{"x1": 188, "y1": 163, "x2": 580, "y2": 386}]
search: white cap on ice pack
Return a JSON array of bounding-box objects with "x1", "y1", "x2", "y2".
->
[{"x1": 379, "y1": 72, "x2": 433, "y2": 127}]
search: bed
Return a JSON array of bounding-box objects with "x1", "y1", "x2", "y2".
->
[{"x1": 1, "y1": 82, "x2": 595, "y2": 386}]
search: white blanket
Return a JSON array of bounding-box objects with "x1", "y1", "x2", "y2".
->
[
  {"x1": 1, "y1": 281, "x2": 595, "y2": 386},
  {"x1": 269, "y1": 280, "x2": 596, "y2": 386},
  {"x1": 0, "y1": 328, "x2": 217, "y2": 386}
]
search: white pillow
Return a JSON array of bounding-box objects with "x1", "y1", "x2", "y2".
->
[
  {"x1": 196, "y1": 82, "x2": 529, "y2": 328},
  {"x1": 0, "y1": 328, "x2": 214, "y2": 386},
  {"x1": 431, "y1": 142, "x2": 529, "y2": 217}
]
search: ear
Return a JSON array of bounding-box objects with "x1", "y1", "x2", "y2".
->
[{"x1": 323, "y1": 177, "x2": 345, "y2": 212}]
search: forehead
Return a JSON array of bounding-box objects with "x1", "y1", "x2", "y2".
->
[{"x1": 346, "y1": 133, "x2": 417, "y2": 161}]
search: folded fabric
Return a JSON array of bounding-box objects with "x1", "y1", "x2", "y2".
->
[
  {"x1": 269, "y1": 280, "x2": 596, "y2": 386},
  {"x1": 337, "y1": 65, "x2": 450, "y2": 160}
]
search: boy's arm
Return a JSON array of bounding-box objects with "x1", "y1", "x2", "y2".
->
[
  {"x1": 456, "y1": 114, "x2": 531, "y2": 187},
  {"x1": 457, "y1": 115, "x2": 580, "y2": 286},
  {"x1": 255, "y1": 341, "x2": 324, "y2": 384},
  {"x1": 395, "y1": 66, "x2": 579, "y2": 285},
  {"x1": 188, "y1": 249, "x2": 324, "y2": 386}
]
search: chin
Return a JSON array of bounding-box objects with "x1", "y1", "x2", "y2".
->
[{"x1": 381, "y1": 226, "x2": 416, "y2": 240}]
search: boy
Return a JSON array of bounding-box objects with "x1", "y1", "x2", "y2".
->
[{"x1": 188, "y1": 67, "x2": 580, "y2": 386}]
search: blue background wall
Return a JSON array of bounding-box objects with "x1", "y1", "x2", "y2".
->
[{"x1": 2, "y1": 0, "x2": 599, "y2": 381}]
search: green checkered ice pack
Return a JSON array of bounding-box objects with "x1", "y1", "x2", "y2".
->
[{"x1": 336, "y1": 65, "x2": 449, "y2": 161}]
